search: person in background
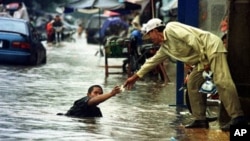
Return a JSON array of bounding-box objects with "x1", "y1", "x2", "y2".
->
[
  {"x1": 130, "y1": 15, "x2": 143, "y2": 57},
  {"x1": 123, "y1": 18, "x2": 248, "y2": 131},
  {"x1": 220, "y1": 15, "x2": 228, "y2": 49},
  {"x1": 62, "y1": 85, "x2": 121, "y2": 118},
  {"x1": 13, "y1": 2, "x2": 29, "y2": 21},
  {"x1": 122, "y1": 17, "x2": 143, "y2": 73},
  {"x1": 46, "y1": 20, "x2": 54, "y2": 45},
  {"x1": 77, "y1": 23, "x2": 84, "y2": 38},
  {"x1": 52, "y1": 15, "x2": 63, "y2": 43},
  {"x1": 220, "y1": 16, "x2": 228, "y2": 34}
]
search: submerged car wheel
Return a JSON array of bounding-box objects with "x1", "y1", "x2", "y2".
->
[
  {"x1": 42, "y1": 56, "x2": 47, "y2": 64},
  {"x1": 30, "y1": 53, "x2": 39, "y2": 65}
]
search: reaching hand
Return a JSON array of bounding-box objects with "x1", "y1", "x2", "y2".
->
[
  {"x1": 111, "y1": 86, "x2": 122, "y2": 96},
  {"x1": 124, "y1": 74, "x2": 140, "y2": 90}
]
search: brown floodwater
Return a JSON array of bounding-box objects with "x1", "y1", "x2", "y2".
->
[{"x1": 0, "y1": 37, "x2": 219, "y2": 141}]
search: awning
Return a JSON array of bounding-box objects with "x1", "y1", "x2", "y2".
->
[
  {"x1": 64, "y1": 0, "x2": 141, "y2": 14},
  {"x1": 65, "y1": 0, "x2": 124, "y2": 11},
  {"x1": 110, "y1": 1, "x2": 141, "y2": 14}
]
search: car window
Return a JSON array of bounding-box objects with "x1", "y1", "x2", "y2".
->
[{"x1": 0, "y1": 19, "x2": 28, "y2": 35}]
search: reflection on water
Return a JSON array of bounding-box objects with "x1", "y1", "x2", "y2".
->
[{"x1": 0, "y1": 39, "x2": 189, "y2": 140}]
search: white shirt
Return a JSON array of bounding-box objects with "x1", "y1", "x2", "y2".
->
[{"x1": 13, "y1": 4, "x2": 29, "y2": 21}]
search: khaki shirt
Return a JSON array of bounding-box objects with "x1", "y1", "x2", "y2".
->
[{"x1": 137, "y1": 21, "x2": 227, "y2": 78}]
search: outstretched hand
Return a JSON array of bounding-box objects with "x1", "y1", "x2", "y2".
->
[
  {"x1": 111, "y1": 86, "x2": 122, "y2": 96},
  {"x1": 123, "y1": 74, "x2": 140, "y2": 90}
]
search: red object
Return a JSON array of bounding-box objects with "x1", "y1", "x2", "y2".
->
[
  {"x1": 5, "y1": 2, "x2": 19, "y2": 10},
  {"x1": 46, "y1": 22, "x2": 54, "y2": 35},
  {"x1": 220, "y1": 20, "x2": 228, "y2": 32},
  {"x1": 103, "y1": 10, "x2": 120, "y2": 16},
  {"x1": 12, "y1": 41, "x2": 30, "y2": 49}
]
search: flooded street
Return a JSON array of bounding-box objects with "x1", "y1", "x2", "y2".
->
[{"x1": 0, "y1": 36, "x2": 194, "y2": 141}]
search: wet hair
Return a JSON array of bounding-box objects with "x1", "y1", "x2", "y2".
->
[{"x1": 88, "y1": 85, "x2": 103, "y2": 94}]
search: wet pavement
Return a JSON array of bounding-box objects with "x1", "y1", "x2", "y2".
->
[{"x1": 0, "y1": 34, "x2": 226, "y2": 141}]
